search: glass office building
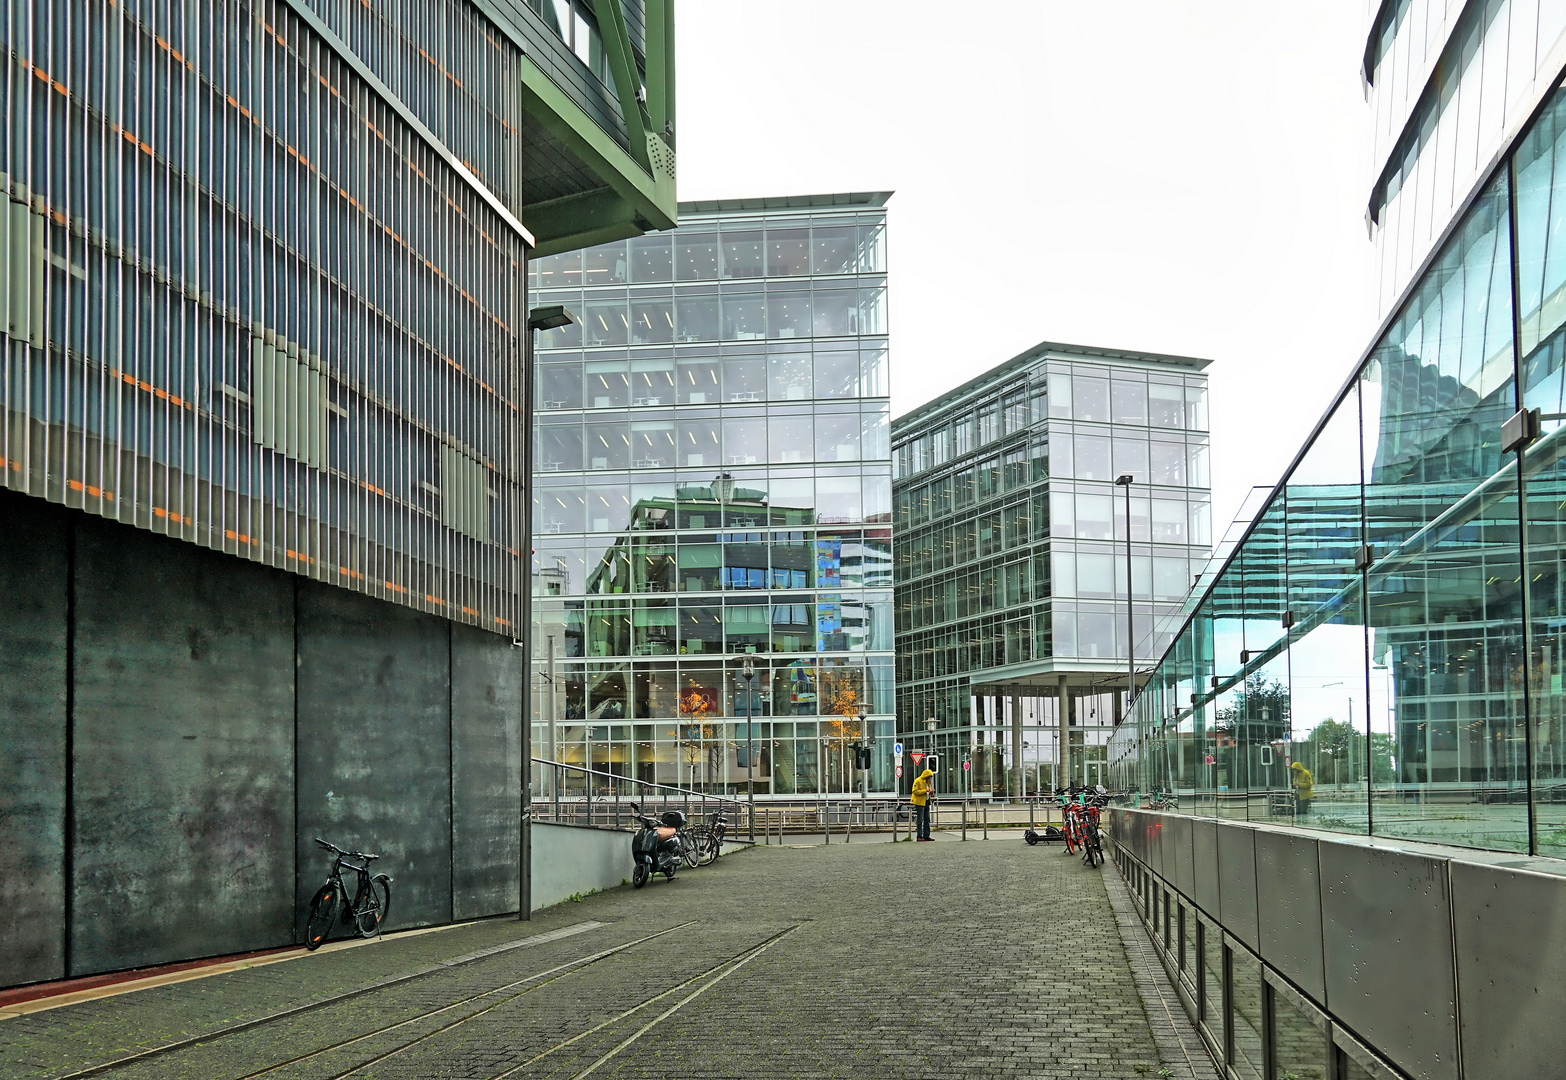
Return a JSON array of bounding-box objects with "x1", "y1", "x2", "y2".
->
[
  {"x1": 528, "y1": 193, "x2": 897, "y2": 797},
  {"x1": 1110, "y1": 6, "x2": 1566, "y2": 861},
  {"x1": 893, "y1": 343, "x2": 1212, "y2": 797}
]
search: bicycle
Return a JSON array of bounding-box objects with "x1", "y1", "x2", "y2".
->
[
  {"x1": 694, "y1": 811, "x2": 728, "y2": 866},
  {"x1": 304, "y1": 838, "x2": 392, "y2": 950}
]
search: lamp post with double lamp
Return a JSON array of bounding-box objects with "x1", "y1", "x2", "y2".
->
[
  {"x1": 738, "y1": 657, "x2": 757, "y2": 841},
  {"x1": 519, "y1": 304, "x2": 575, "y2": 921},
  {"x1": 1115, "y1": 474, "x2": 1136, "y2": 730}
]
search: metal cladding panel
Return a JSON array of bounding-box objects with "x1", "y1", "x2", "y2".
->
[
  {"x1": 70, "y1": 517, "x2": 296, "y2": 975},
  {"x1": 1166, "y1": 814, "x2": 1195, "y2": 898},
  {"x1": 1191, "y1": 817, "x2": 1221, "y2": 915},
  {"x1": 0, "y1": 491, "x2": 66, "y2": 985},
  {"x1": 450, "y1": 623, "x2": 523, "y2": 920},
  {"x1": 1147, "y1": 811, "x2": 1166, "y2": 878},
  {"x1": 1451, "y1": 860, "x2": 1566, "y2": 1080},
  {"x1": 1216, "y1": 823, "x2": 1260, "y2": 951},
  {"x1": 0, "y1": 1, "x2": 528, "y2": 638},
  {"x1": 1254, "y1": 829, "x2": 1325, "y2": 1001},
  {"x1": 296, "y1": 581, "x2": 453, "y2": 934},
  {"x1": 1319, "y1": 843, "x2": 1458, "y2": 1080}
]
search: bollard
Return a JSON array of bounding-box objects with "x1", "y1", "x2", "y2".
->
[
  {"x1": 983, "y1": 804, "x2": 988, "y2": 840},
  {"x1": 894, "y1": 805, "x2": 900, "y2": 843},
  {"x1": 822, "y1": 801, "x2": 829, "y2": 845},
  {"x1": 962, "y1": 800, "x2": 968, "y2": 841}
]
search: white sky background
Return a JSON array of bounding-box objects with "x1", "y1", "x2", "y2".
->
[{"x1": 675, "y1": 0, "x2": 1380, "y2": 533}]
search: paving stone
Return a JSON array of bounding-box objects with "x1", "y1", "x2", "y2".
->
[{"x1": 0, "y1": 838, "x2": 1209, "y2": 1079}]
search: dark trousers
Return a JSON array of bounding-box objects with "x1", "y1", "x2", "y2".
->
[
  {"x1": 1295, "y1": 795, "x2": 1312, "y2": 815},
  {"x1": 915, "y1": 802, "x2": 931, "y2": 839}
]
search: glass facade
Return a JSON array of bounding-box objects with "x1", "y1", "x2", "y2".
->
[
  {"x1": 0, "y1": 0, "x2": 533, "y2": 632},
  {"x1": 1111, "y1": 77, "x2": 1566, "y2": 860},
  {"x1": 893, "y1": 344, "x2": 1211, "y2": 796},
  {"x1": 528, "y1": 194, "x2": 896, "y2": 796}
]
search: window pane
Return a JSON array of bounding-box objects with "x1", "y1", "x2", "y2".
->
[
  {"x1": 676, "y1": 232, "x2": 720, "y2": 280},
  {"x1": 721, "y1": 229, "x2": 764, "y2": 278},
  {"x1": 629, "y1": 233, "x2": 672, "y2": 282},
  {"x1": 767, "y1": 228, "x2": 810, "y2": 276}
]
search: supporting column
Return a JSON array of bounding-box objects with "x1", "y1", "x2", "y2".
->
[
  {"x1": 1057, "y1": 674, "x2": 1070, "y2": 791},
  {"x1": 1011, "y1": 692, "x2": 1023, "y2": 800}
]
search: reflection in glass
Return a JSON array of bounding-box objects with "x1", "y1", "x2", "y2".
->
[{"x1": 675, "y1": 232, "x2": 719, "y2": 280}]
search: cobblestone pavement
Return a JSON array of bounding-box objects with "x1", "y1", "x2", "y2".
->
[{"x1": 1, "y1": 837, "x2": 1212, "y2": 1080}]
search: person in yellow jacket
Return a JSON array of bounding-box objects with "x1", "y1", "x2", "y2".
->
[
  {"x1": 910, "y1": 766, "x2": 936, "y2": 841},
  {"x1": 1290, "y1": 761, "x2": 1314, "y2": 815}
]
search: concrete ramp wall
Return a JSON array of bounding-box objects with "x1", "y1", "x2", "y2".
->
[{"x1": 531, "y1": 823, "x2": 631, "y2": 911}]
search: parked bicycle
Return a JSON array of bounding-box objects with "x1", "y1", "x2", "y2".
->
[
  {"x1": 304, "y1": 838, "x2": 392, "y2": 950},
  {"x1": 694, "y1": 811, "x2": 728, "y2": 866},
  {"x1": 1055, "y1": 787, "x2": 1110, "y2": 868}
]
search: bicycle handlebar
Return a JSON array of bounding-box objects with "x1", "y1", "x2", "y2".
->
[{"x1": 314, "y1": 837, "x2": 379, "y2": 861}]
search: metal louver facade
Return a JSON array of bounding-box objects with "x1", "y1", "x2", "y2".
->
[{"x1": 1, "y1": 0, "x2": 532, "y2": 632}]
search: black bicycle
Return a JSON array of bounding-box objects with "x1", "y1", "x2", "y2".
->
[{"x1": 304, "y1": 838, "x2": 391, "y2": 950}]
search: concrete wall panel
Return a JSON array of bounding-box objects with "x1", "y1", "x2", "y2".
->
[
  {"x1": 1191, "y1": 817, "x2": 1220, "y2": 915},
  {"x1": 0, "y1": 494, "x2": 67, "y2": 985},
  {"x1": 1319, "y1": 843, "x2": 1457, "y2": 1080},
  {"x1": 1451, "y1": 860, "x2": 1566, "y2": 1080},
  {"x1": 70, "y1": 519, "x2": 296, "y2": 974},
  {"x1": 530, "y1": 823, "x2": 630, "y2": 911},
  {"x1": 1216, "y1": 823, "x2": 1259, "y2": 951},
  {"x1": 296, "y1": 582, "x2": 452, "y2": 933},
  {"x1": 1254, "y1": 829, "x2": 1324, "y2": 1000},
  {"x1": 451, "y1": 623, "x2": 522, "y2": 920}
]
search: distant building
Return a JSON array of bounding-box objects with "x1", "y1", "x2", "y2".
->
[
  {"x1": 528, "y1": 193, "x2": 896, "y2": 796},
  {"x1": 892, "y1": 342, "x2": 1212, "y2": 796}
]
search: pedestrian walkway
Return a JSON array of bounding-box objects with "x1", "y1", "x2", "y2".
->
[{"x1": 0, "y1": 838, "x2": 1218, "y2": 1079}]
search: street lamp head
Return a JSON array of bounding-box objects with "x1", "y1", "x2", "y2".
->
[
  {"x1": 925, "y1": 717, "x2": 937, "y2": 733},
  {"x1": 741, "y1": 657, "x2": 755, "y2": 680},
  {"x1": 527, "y1": 305, "x2": 575, "y2": 332},
  {"x1": 1115, "y1": 474, "x2": 1134, "y2": 486}
]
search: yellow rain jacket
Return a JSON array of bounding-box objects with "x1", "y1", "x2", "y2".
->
[
  {"x1": 910, "y1": 767, "x2": 935, "y2": 806},
  {"x1": 1290, "y1": 762, "x2": 1314, "y2": 800}
]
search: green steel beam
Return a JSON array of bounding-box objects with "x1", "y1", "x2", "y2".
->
[
  {"x1": 644, "y1": 0, "x2": 674, "y2": 149},
  {"x1": 518, "y1": 54, "x2": 675, "y2": 250},
  {"x1": 526, "y1": 188, "x2": 645, "y2": 259},
  {"x1": 592, "y1": 0, "x2": 652, "y2": 173}
]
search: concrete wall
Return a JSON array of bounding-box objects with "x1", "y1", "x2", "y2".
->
[
  {"x1": 0, "y1": 490, "x2": 528, "y2": 988},
  {"x1": 531, "y1": 823, "x2": 630, "y2": 911},
  {"x1": 1107, "y1": 807, "x2": 1566, "y2": 1080}
]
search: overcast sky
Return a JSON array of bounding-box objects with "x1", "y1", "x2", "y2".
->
[{"x1": 675, "y1": 0, "x2": 1378, "y2": 532}]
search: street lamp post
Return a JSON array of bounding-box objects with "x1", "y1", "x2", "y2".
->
[
  {"x1": 1116, "y1": 474, "x2": 1136, "y2": 730},
  {"x1": 520, "y1": 304, "x2": 575, "y2": 921},
  {"x1": 857, "y1": 702, "x2": 869, "y2": 829},
  {"x1": 740, "y1": 657, "x2": 757, "y2": 842}
]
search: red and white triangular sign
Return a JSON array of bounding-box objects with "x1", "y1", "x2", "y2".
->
[{"x1": 910, "y1": 750, "x2": 925, "y2": 765}]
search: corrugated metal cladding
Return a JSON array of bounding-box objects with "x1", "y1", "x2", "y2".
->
[{"x1": 0, "y1": 0, "x2": 531, "y2": 634}]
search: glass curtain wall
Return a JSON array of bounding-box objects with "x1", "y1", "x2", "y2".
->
[
  {"x1": 530, "y1": 197, "x2": 896, "y2": 798},
  {"x1": 1111, "y1": 84, "x2": 1566, "y2": 858}
]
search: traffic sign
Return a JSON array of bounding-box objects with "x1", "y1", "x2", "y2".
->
[
  {"x1": 910, "y1": 750, "x2": 925, "y2": 765},
  {"x1": 895, "y1": 765, "x2": 903, "y2": 778},
  {"x1": 893, "y1": 742, "x2": 903, "y2": 756},
  {"x1": 1204, "y1": 754, "x2": 1216, "y2": 765},
  {"x1": 962, "y1": 760, "x2": 971, "y2": 770}
]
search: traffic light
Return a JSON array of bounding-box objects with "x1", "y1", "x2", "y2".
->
[{"x1": 857, "y1": 746, "x2": 872, "y2": 770}]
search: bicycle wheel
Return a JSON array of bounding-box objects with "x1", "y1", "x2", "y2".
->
[
  {"x1": 681, "y1": 831, "x2": 701, "y2": 868},
  {"x1": 632, "y1": 862, "x2": 649, "y2": 888},
  {"x1": 356, "y1": 875, "x2": 392, "y2": 937},
  {"x1": 305, "y1": 884, "x2": 340, "y2": 951},
  {"x1": 1061, "y1": 819, "x2": 1078, "y2": 855},
  {"x1": 697, "y1": 832, "x2": 720, "y2": 866}
]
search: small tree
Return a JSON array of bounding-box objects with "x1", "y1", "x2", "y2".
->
[{"x1": 1305, "y1": 719, "x2": 1355, "y2": 785}]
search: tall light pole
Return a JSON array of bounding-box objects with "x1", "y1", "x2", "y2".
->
[
  {"x1": 520, "y1": 304, "x2": 575, "y2": 921},
  {"x1": 740, "y1": 657, "x2": 756, "y2": 841},
  {"x1": 857, "y1": 701, "x2": 869, "y2": 828},
  {"x1": 1116, "y1": 474, "x2": 1136, "y2": 736}
]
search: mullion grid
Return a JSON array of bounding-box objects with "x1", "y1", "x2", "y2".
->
[{"x1": 0, "y1": 0, "x2": 526, "y2": 633}]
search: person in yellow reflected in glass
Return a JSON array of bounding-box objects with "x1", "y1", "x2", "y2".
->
[
  {"x1": 910, "y1": 766, "x2": 936, "y2": 840},
  {"x1": 1290, "y1": 761, "x2": 1314, "y2": 816}
]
